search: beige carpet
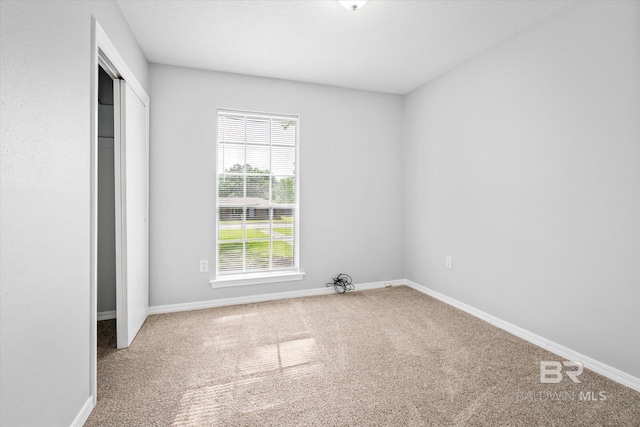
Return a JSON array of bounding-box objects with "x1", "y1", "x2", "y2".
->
[{"x1": 86, "y1": 286, "x2": 640, "y2": 426}]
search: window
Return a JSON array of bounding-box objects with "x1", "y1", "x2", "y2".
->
[{"x1": 215, "y1": 110, "x2": 300, "y2": 282}]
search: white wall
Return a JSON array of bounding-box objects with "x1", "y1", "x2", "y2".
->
[
  {"x1": 404, "y1": 0, "x2": 640, "y2": 379},
  {"x1": 0, "y1": 1, "x2": 148, "y2": 425},
  {"x1": 149, "y1": 64, "x2": 404, "y2": 306}
]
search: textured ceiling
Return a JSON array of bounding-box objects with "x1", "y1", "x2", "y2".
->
[{"x1": 117, "y1": 0, "x2": 571, "y2": 94}]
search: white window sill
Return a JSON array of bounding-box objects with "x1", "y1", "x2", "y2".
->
[{"x1": 210, "y1": 271, "x2": 305, "y2": 288}]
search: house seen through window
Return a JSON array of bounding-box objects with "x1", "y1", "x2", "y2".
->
[{"x1": 216, "y1": 110, "x2": 298, "y2": 275}]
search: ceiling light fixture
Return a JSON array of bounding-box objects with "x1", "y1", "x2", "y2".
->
[{"x1": 338, "y1": 0, "x2": 368, "y2": 12}]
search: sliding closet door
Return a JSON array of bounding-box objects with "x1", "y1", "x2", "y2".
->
[{"x1": 115, "y1": 79, "x2": 149, "y2": 349}]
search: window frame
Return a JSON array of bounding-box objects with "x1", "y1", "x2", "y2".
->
[{"x1": 211, "y1": 109, "x2": 303, "y2": 288}]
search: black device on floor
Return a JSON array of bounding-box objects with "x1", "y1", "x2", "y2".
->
[{"x1": 327, "y1": 273, "x2": 354, "y2": 294}]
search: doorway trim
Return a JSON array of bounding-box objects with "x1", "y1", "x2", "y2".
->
[{"x1": 90, "y1": 17, "x2": 149, "y2": 408}]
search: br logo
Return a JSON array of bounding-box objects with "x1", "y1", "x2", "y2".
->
[{"x1": 540, "y1": 361, "x2": 583, "y2": 383}]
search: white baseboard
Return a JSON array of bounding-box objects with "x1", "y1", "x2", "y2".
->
[
  {"x1": 70, "y1": 396, "x2": 94, "y2": 427},
  {"x1": 403, "y1": 279, "x2": 640, "y2": 393},
  {"x1": 97, "y1": 310, "x2": 116, "y2": 321},
  {"x1": 148, "y1": 280, "x2": 390, "y2": 315}
]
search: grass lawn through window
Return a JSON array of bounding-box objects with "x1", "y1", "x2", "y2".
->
[{"x1": 218, "y1": 225, "x2": 293, "y2": 271}]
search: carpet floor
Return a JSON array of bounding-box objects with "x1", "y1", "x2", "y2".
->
[{"x1": 86, "y1": 286, "x2": 640, "y2": 426}]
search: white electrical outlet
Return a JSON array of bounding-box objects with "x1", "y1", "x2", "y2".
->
[
  {"x1": 199, "y1": 260, "x2": 208, "y2": 272},
  {"x1": 445, "y1": 256, "x2": 453, "y2": 270}
]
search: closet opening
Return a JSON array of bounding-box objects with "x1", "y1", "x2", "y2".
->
[{"x1": 97, "y1": 64, "x2": 117, "y2": 348}]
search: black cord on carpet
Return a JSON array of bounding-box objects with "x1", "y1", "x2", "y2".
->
[{"x1": 326, "y1": 273, "x2": 354, "y2": 294}]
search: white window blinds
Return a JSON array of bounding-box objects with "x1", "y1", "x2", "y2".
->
[{"x1": 216, "y1": 110, "x2": 298, "y2": 275}]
